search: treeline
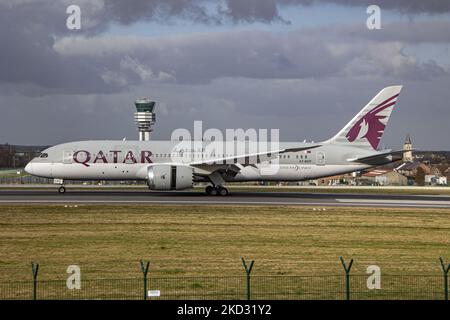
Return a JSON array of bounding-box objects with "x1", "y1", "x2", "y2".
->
[{"x1": 0, "y1": 144, "x2": 46, "y2": 169}]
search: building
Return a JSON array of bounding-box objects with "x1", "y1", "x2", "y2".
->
[
  {"x1": 396, "y1": 162, "x2": 431, "y2": 177},
  {"x1": 425, "y1": 175, "x2": 447, "y2": 186},
  {"x1": 423, "y1": 165, "x2": 448, "y2": 185},
  {"x1": 403, "y1": 134, "x2": 413, "y2": 162},
  {"x1": 134, "y1": 98, "x2": 156, "y2": 141},
  {"x1": 429, "y1": 165, "x2": 444, "y2": 176},
  {"x1": 316, "y1": 174, "x2": 352, "y2": 186},
  {"x1": 444, "y1": 167, "x2": 450, "y2": 183},
  {"x1": 359, "y1": 169, "x2": 408, "y2": 186}
]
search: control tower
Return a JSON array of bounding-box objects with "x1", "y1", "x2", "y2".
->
[{"x1": 134, "y1": 98, "x2": 156, "y2": 141}]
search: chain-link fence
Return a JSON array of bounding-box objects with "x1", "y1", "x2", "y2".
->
[
  {"x1": 0, "y1": 274, "x2": 447, "y2": 300},
  {"x1": 1, "y1": 258, "x2": 448, "y2": 300}
]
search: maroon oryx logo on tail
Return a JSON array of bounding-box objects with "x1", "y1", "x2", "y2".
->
[{"x1": 346, "y1": 94, "x2": 399, "y2": 149}]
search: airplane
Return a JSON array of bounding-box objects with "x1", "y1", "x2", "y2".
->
[{"x1": 25, "y1": 85, "x2": 406, "y2": 196}]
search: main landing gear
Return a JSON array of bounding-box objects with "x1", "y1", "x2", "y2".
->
[
  {"x1": 205, "y1": 185, "x2": 229, "y2": 196},
  {"x1": 58, "y1": 186, "x2": 66, "y2": 194}
]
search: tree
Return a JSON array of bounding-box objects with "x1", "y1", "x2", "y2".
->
[{"x1": 415, "y1": 166, "x2": 426, "y2": 186}]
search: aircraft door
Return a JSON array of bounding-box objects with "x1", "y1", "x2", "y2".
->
[
  {"x1": 63, "y1": 150, "x2": 73, "y2": 164},
  {"x1": 316, "y1": 151, "x2": 325, "y2": 166}
]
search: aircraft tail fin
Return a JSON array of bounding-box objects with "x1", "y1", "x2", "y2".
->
[{"x1": 325, "y1": 85, "x2": 403, "y2": 150}]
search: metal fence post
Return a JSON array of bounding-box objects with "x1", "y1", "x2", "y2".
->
[
  {"x1": 439, "y1": 257, "x2": 450, "y2": 300},
  {"x1": 140, "y1": 260, "x2": 150, "y2": 300},
  {"x1": 339, "y1": 257, "x2": 353, "y2": 301},
  {"x1": 31, "y1": 262, "x2": 39, "y2": 300},
  {"x1": 241, "y1": 257, "x2": 254, "y2": 300}
]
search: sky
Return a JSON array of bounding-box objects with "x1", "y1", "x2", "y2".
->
[{"x1": 1, "y1": 0, "x2": 450, "y2": 150}]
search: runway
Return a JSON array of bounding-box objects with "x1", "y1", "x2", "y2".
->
[{"x1": 1, "y1": 189, "x2": 450, "y2": 208}]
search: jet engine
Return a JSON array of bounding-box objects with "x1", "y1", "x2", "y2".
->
[{"x1": 147, "y1": 164, "x2": 194, "y2": 190}]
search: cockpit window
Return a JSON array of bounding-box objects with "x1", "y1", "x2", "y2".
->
[{"x1": 39, "y1": 153, "x2": 49, "y2": 158}]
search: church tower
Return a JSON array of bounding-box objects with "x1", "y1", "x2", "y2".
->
[{"x1": 403, "y1": 134, "x2": 413, "y2": 162}]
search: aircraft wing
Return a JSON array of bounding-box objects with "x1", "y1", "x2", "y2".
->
[
  {"x1": 189, "y1": 144, "x2": 321, "y2": 168},
  {"x1": 347, "y1": 149, "x2": 411, "y2": 164}
]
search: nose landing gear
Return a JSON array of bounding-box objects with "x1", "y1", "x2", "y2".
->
[
  {"x1": 205, "y1": 185, "x2": 229, "y2": 196},
  {"x1": 58, "y1": 186, "x2": 66, "y2": 194}
]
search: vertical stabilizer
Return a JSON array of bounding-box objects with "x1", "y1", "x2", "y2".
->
[{"x1": 326, "y1": 86, "x2": 403, "y2": 150}]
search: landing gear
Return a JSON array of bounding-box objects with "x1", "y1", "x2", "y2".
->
[
  {"x1": 205, "y1": 185, "x2": 215, "y2": 195},
  {"x1": 205, "y1": 172, "x2": 229, "y2": 196},
  {"x1": 54, "y1": 179, "x2": 65, "y2": 194},
  {"x1": 205, "y1": 185, "x2": 229, "y2": 196},
  {"x1": 217, "y1": 186, "x2": 229, "y2": 196}
]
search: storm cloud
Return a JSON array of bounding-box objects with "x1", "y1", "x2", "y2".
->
[
  {"x1": 2, "y1": 0, "x2": 449, "y2": 93},
  {"x1": 52, "y1": 28, "x2": 449, "y2": 87}
]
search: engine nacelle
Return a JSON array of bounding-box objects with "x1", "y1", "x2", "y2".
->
[{"x1": 147, "y1": 164, "x2": 194, "y2": 190}]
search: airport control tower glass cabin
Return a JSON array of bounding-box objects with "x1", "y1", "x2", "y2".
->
[{"x1": 134, "y1": 98, "x2": 156, "y2": 141}]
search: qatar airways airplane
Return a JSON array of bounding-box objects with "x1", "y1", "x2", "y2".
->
[{"x1": 25, "y1": 86, "x2": 405, "y2": 196}]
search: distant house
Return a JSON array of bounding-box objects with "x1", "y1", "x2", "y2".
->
[
  {"x1": 316, "y1": 174, "x2": 351, "y2": 186},
  {"x1": 396, "y1": 162, "x2": 431, "y2": 177},
  {"x1": 425, "y1": 175, "x2": 447, "y2": 186},
  {"x1": 429, "y1": 165, "x2": 443, "y2": 176},
  {"x1": 359, "y1": 169, "x2": 408, "y2": 186},
  {"x1": 424, "y1": 165, "x2": 448, "y2": 186},
  {"x1": 445, "y1": 167, "x2": 450, "y2": 178}
]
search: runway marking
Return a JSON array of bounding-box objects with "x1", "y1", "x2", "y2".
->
[
  {"x1": 0, "y1": 199, "x2": 450, "y2": 208},
  {"x1": 336, "y1": 199, "x2": 450, "y2": 205}
]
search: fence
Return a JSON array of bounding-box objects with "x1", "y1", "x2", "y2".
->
[
  {"x1": 0, "y1": 275, "x2": 446, "y2": 300},
  {"x1": 0, "y1": 257, "x2": 449, "y2": 300}
]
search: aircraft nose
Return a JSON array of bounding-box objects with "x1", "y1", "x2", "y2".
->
[{"x1": 25, "y1": 163, "x2": 33, "y2": 175}]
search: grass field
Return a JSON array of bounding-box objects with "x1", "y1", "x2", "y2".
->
[{"x1": 0, "y1": 204, "x2": 449, "y2": 283}]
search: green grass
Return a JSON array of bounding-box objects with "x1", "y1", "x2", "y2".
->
[{"x1": 0, "y1": 205, "x2": 449, "y2": 282}]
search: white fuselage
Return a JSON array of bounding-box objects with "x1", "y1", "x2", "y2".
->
[{"x1": 25, "y1": 140, "x2": 374, "y2": 183}]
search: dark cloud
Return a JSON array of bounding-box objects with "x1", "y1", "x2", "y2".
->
[
  {"x1": 313, "y1": 0, "x2": 450, "y2": 14},
  {"x1": 53, "y1": 28, "x2": 448, "y2": 88},
  {"x1": 98, "y1": 0, "x2": 450, "y2": 25},
  {"x1": 224, "y1": 0, "x2": 287, "y2": 23},
  {"x1": 1, "y1": 0, "x2": 449, "y2": 95},
  {"x1": 101, "y1": 0, "x2": 222, "y2": 26},
  {"x1": 0, "y1": 1, "x2": 120, "y2": 94}
]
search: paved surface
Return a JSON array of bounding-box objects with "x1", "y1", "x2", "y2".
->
[{"x1": 1, "y1": 189, "x2": 450, "y2": 208}]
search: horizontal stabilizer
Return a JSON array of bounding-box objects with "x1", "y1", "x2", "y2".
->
[{"x1": 348, "y1": 149, "x2": 411, "y2": 164}]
